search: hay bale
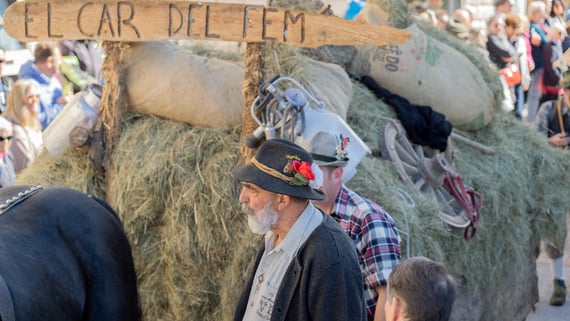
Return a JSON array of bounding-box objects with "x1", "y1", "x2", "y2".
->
[
  {"x1": 346, "y1": 82, "x2": 569, "y2": 321},
  {"x1": 111, "y1": 114, "x2": 243, "y2": 321},
  {"x1": 16, "y1": 148, "x2": 105, "y2": 196}
]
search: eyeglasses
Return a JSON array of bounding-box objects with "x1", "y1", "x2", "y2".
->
[{"x1": 0, "y1": 136, "x2": 13, "y2": 142}]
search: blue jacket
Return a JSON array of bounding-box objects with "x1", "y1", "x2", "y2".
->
[
  {"x1": 530, "y1": 22, "x2": 548, "y2": 70},
  {"x1": 18, "y1": 61, "x2": 64, "y2": 129}
]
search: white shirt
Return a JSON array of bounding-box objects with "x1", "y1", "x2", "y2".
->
[{"x1": 242, "y1": 203, "x2": 323, "y2": 321}]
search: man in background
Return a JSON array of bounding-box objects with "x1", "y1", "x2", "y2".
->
[
  {"x1": 532, "y1": 69, "x2": 570, "y2": 306},
  {"x1": 300, "y1": 131, "x2": 401, "y2": 321},
  {"x1": 384, "y1": 256, "x2": 457, "y2": 321},
  {"x1": 18, "y1": 42, "x2": 70, "y2": 129}
]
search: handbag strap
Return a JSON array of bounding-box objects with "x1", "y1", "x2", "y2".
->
[{"x1": 557, "y1": 98, "x2": 565, "y2": 134}]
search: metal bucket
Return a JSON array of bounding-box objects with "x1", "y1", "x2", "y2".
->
[{"x1": 42, "y1": 84, "x2": 102, "y2": 155}]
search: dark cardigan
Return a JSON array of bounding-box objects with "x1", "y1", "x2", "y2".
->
[{"x1": 233, "y1": 213, "x2": 366, "y2": 321}]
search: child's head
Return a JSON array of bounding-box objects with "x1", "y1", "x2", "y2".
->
[{"x1": 0, "y1": 117, "x2": 13, "y2": 154}]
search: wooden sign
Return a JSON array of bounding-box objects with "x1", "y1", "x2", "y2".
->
[{"x1": 3, "y1": 0, "x2": 411, "y2": 47}]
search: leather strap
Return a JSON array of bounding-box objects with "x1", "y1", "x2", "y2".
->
[
  {"x1": 557, "y1": 98, "x2": 565, "y2": 135},
  {"x1": 0, "y1": 186, "x2": 43, "y2": 217},
  {"x1": 443, "y1": 172, "x2": 483, "y2": 241}
]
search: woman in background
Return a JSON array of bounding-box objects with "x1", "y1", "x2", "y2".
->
[
  {"x1": 548, "y1": 0, "x2": 566, "y2": 28},
  {"x1": 3, "y1": 79, "x2": 43, "y2": 172},
  {"x1": 505, "y1": 13, "x2": 532, "y2": 119},
  {"x1": 0, "y1": 116, "x2": 15, "y2": 186}
]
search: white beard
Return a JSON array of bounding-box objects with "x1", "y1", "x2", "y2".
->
[{"x1": 242, "y1": 202, "x2": 279, "y2": 234}]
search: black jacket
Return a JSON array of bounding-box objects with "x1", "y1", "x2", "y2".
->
[{"x1": 233, "y1": 213, "x2": 365, "y2": 321}]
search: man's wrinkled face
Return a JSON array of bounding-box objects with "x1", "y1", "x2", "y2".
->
[
  {"x1": 241, "y1": 200, "x2": 279, "y2": 234},
  {"x1": 239, "y1": 182, "x2": 280, "y2": 234}
]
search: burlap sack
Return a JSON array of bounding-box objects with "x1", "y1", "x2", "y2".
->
[
  {"x1": 300, "y1": 58, "x2": 352, "y2": 119},
  {"x1": 124, "y1": 41, "x2": 244, "y2": 127},
  {"x1": 347, "y1": 23, "x2": 495, "y2": 131}
]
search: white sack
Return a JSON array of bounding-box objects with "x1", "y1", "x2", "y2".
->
[
  {"x1": 124, "y1": 41, "x2": 244, "y2": 127},
  {"x1": 347, "y1": 24, "x2": 495, "y2": 131}
]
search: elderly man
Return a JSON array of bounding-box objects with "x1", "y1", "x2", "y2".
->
[
  {"x1": 299, "y1": 131, "x2": 401, "y2": 321},
  {"x1": 232, "y1": 139, "x2": 366, "y2": 321},
  {"x1": 384, "y1": 256, "x2": 457, "y2": 321}
]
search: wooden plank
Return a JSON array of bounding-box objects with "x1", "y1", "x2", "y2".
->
[{"x1": 3, "y1": 0, "x2": 411, "y2": 47}]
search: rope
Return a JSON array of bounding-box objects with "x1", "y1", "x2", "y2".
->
[
  {"x1": 250, "y1": 157, "x2": 297, "y2": 184},
  {"x1": 242, "y1": 42, "x2": 266, "y2": 161}
]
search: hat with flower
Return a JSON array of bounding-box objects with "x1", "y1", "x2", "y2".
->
[
  {"x1": 232, "y1": 139, "x2": 325, "y2": 200},
  {"x1": 298, "y1": 131, "x2": 350, "y2": 168}
]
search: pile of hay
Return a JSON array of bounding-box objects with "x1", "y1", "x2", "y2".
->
[{"x1": 18, "y1": 80, "x2": 570, "y2": 321}]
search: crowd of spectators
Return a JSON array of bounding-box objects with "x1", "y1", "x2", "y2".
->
[
  {"x1": 414, "y1": 0, "x2": 568, "y2": 307},
  {"x1": 415, "y1": 0, "x2": 570, "y2": 122},
  {"x1": 0, "y1": 40, "x2": 103, "y2": 186}
]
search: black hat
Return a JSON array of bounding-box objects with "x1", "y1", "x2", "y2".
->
[{"x1": 232, "y1": 139, "x2": 325, "y2": 200}]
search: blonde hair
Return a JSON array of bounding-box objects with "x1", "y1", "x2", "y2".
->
[
  {"x1": 528, "y1": 1, "x2": 546, "y2": 16},
  {"x1": 548, "y1": 21, "x2": 567, "y2": 38},
  {"x1": 3, "y1": 79, "x2": 42, "y2": 129}
]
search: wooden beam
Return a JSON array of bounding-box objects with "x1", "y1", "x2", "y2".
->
[{"x1": 4, "y1": 0, "x2": 411, "y2": 47}]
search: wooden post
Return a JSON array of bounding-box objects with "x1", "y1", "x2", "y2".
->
[
  {"x1": 97, "y1": 41, "x2": 130, "y2": 207},
  {"x1": 241, "y1": 42, "x2": 265, "y2": 162},
  {"x1": 3, "y1": 1, "x2": 411, "y2": 46}
]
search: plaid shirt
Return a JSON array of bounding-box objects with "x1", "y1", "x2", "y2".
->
[{"x1": 330, "y1": 186, "x2": 401, "y2": 318}]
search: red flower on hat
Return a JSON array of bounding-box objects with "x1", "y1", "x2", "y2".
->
[
  {"x1": 283, "y1": 156, "x2": 318, "y2": 187},
  {"x1": 293, "y1": 160, "x2": 315, "y2": 181}
]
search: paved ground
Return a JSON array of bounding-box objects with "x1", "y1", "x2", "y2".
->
[{"x1": 526, "y1": 216, "x2": 570, "y2": 321}]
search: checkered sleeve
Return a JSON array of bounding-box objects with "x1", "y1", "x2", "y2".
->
[
  {"x1": 333, "y1": 187, "x2": 401, "y2": 316},
  {"x1": 358, "y1": 200, "x2": 401, "y2": 288}
]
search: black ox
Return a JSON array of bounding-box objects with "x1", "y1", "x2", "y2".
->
[{"x1": 0, "y1": 185, "x2": 140, "y2": 321}]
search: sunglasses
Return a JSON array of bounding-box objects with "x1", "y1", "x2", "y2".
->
[{"x1": 0, "y1": 136, "x2": 13, "y2": 142}]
